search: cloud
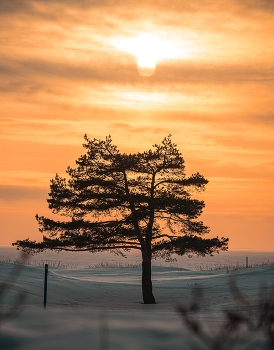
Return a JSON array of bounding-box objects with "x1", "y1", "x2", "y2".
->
[
  {"x1": 1, "y1": 0, "x2": 34, "y2": 15},
  {"x1": 237, "y1": 0, "x2": 274, "y2": 14},
  {"x1": 0, "y1": 185, "x2": 48, "y2": 202},
  {"x1": 0, "y1": 56, "x2": 136, "y2": 86},
  {"x1": 2, "y1": 0, "x2": 274, "y2": 15},
  {"x1": 1, "y1": 56, "x2": 273, "y2": 94}
]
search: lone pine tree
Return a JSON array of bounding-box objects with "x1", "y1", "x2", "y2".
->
[{"x1": 13, "y1": 135, "x2": 228, "y2": 304}]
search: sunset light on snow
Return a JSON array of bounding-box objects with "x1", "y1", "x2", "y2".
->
[{"x1": 0, "y1": 0, "x2": 274, "y2": 250}]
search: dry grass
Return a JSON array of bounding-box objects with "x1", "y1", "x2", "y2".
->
[
  {"x1": 195, "y1": 260, "x2": 274, "y2": 272},
  {"x1": 0, "y1": 256, "x2": 142, "y2": 269}
]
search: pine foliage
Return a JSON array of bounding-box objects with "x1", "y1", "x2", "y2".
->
[{"x1": 13, "y1": 135, "x2": 228, "y2": 259}]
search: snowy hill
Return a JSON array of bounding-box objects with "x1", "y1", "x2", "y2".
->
[{"x1": 1, "y1": 263, "x2": 273, "y2": 349}]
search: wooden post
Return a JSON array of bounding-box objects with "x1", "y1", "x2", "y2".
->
[
  {"x1": 44, "y1": 264, "x2": 48, "y2": 308},
  {"x1": 246, "y1": 257, "x2": 248, "y2": 268}
]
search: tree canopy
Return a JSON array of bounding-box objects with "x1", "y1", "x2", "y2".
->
[{"x1": 13, "y1": 135, "x2": 228, "y2": 303}]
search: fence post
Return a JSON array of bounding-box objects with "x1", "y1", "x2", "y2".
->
[
  {"x1": 44, "y1": 264, "x2": 48, "y2": 308},
  {"x1": 246, "y1": 257, "x2": 248, "y2": 268}
]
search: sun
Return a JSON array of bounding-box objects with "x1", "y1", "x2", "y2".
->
[
  {"x1": 137, "y1": 56, "x2": 156, "y2": 77},
  {"x1": 111, "y1": 33, "x2": 160, "y2": 76},
  {"x1": 134, "y1": 34, "x2": 158, "y2": 77}
]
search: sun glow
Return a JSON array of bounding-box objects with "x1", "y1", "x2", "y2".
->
[{"x1": 111, "y1": 33, "x2": 186, "y2": 76}]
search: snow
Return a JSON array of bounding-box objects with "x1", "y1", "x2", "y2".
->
[{"x1": 1, "y1": 256, "x2": 274, "y2": 349}]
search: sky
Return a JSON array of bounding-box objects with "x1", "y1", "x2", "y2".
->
[{"x1": 0, "y1": 0, "x2": 274, "y2": 250}]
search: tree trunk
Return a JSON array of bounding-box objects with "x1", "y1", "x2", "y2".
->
[{"x1": 142, "y1": 255, "x2": 156, "y2": 304}]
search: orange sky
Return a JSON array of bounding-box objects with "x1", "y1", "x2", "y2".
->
[{"x1": 0, "y1": 0, "x2": 274, "y2": 250}]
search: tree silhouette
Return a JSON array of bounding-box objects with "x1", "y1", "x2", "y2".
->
[{"x1": 13, "y1": 135, "x2": 228, "y2": 304}]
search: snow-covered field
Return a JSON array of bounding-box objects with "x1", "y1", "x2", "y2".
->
[{"x1": 1, "y1": 252, "x2": 274, "y2": 350}]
